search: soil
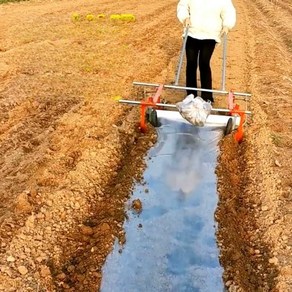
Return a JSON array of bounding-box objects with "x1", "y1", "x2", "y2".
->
[{"x1": 0, "y1": 0, "x2": 291, "y2": 291}]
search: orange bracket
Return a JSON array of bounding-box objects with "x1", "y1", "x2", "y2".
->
[
  {"x1": 228, "y1": 91, "x2": 246, "y2": 143},
  {"x1": 230, "y1": 105, "x2": 246, "y2": 143},
  {"x1": 139, "y1": 84, "x2": 164, "y2": 132}
]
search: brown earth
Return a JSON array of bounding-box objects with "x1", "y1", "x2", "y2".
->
[{"x1": 0, "y1": 0, "x2": 291, "y2": 291}]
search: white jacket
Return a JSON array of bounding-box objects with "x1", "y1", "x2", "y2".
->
[{"x1": 177, "y1": 0, "x2": 236, "y2": 42}]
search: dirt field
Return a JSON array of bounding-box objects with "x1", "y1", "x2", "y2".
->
[{"x1": 0, "y1": 0, "x2": 291, "y2": 291}]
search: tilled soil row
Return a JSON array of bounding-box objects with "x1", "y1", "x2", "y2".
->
[
  {"x1": 216, "y1": 0, "x2": 292, "y2": 290},
  {"x1": 0, "y1": 0, "x2": 181, "y2": 290}
]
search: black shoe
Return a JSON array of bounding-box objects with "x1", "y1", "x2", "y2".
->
[{"x1": 201, "y1": 94, "x2": 214, "y2": 103}]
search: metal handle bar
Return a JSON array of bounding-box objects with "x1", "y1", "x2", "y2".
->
[
  {"x1": 221, "y1": 33, "x2": 227, "y2": 91},
  {"x1": 174, "y1": 26, "x2": 189, "y2": 86}
]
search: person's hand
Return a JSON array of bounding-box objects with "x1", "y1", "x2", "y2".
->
[
  {"x1": 183, "y1": 17, "x2": 190, "y2": 27},
  {"x1": 220, "y1": 26, "x2": 229, "y2": 38}
]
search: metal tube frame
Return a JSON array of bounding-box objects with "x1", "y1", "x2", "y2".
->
[
  {"x1": 174, "y1": 26, "x2": 189, "y2": 86},
  {"x1": 221, "y1": 33, "x2": 227, "y2": 91},
  {"x1": 118, "y1": 99, "x2": 252, "y2": 115},
  {"x1": 133, "y1": 81, "x2": 252, "y2": 98}
]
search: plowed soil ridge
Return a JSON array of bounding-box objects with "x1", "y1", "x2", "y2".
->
[{"x1": 216, "y1": 0, "x2": 292, "y2": 291}]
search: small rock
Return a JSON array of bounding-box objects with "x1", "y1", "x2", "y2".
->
[
  {"x1": 40, "y1": 207, "x2": 46, "y2": 214},
  {"x1": 80, "y1": 225, "x2": 94, "y2": 236},
  {"x1": 281, "y1": 266, "x2": 292, "y2": 276},
  {"x1": 131, "y1": 199, "x2": 142, "y2": 213},
  {"x1": 1, "y1": 266, "x2": 13, "y2": 277},
  {"x1": 261, "y1": 206, "x2": 268, "y2": 211},
  {"x1": 60, "y1": 211, "x2": 66, "y2": 220},
  {"x1": 225, "y1": 280, "x2": 232, "y2": 287},
  {"x1": 19, "y1": 253, "x2": 27, "y2": 260},
  {"x1": 45, "y1": 211, "x2": 53, "y2": 220},
  {"x1": 99, "y1": 222, "x2": 111, "y2": 233},
  {"x1": 62, "y1": 283, "x2": 71, "y2": 289},
  {"x1": 46, "y1": 226, "x2": 52, "y2": 232},
  {"x1": 35, "y1": 235, "x2": 43, "y2": 241},
  {"x1": 36, "y1": 213, "x2": 45, "y2": 220},
  {"x1": 40, "y1": 265, "x2": 51, "y2": 278},
  {"x1": 7, "y1": 256, "x2": 15, "y2": 262},
  {"x1": 119, "y1": 233, "x2": 126, "y2": 245},
  {"x1": 15, "y1": 193, "x2": 32, "y2": 214},
  {"x1": 56, "y1": 272, "x2": 66, "y2": 280},
  {"x1": 91, "y1": 246, "x2": 97, "y2": 253},
  {"x1": 29, "y1": 187, "x2": 38, "y2": 198},
  {"x1": 36, "y1": 257, "x2": 43, "y2": 263},
  {"x1": 67, "y1": 265, "x2": 75, "y2": 273},
  {"x1": 269, "y1": 257, "x2": 279, "y2": 265},
  {"x1": 18, "y1": 265, "x2": 28, "y2": 275},
  {"x1": 274, "y1": 160, "x2": 281, "y2": 167}
]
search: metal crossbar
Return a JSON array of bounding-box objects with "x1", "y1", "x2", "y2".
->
[{"x1": 133, "y1": 82, "x2": 251, "y2": 98}]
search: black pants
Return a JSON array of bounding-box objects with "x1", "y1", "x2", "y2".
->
[{"x1": 185, "y1": 37, "x2": 216, "y2": 102}]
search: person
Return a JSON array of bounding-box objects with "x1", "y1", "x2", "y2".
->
[{"x1": 177, "y1": 0, "x2": 236, "y2": 103}]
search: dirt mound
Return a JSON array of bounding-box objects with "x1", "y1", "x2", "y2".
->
[{"x1": 216, "y1": 136, "x2": 278, "y2": 291}]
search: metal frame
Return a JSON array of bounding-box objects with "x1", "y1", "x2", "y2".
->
[
  {"x1": 133, "y1": 81, "x2": 251, "y2": 98},
  {"x1": 118, "y1": 32, "x2": 252, "y2": 142},
  {"x1": 118, "y1": 99, "x2": 251, "y2": 115}
]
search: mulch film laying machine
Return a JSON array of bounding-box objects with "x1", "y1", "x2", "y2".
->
[{"x1": 118, "y1": 31, "x2": 252, "y2": 143}]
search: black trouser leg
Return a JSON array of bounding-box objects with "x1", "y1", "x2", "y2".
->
[
  {"x1": 199, "y1": 39, "x2": 216, "y2": 102},
  {"x1": 185, "y1": 37, "x2": 216, "y2": 101},
  {"x1": 185, "y1": 37, "x2": 199, "y2": 96}
]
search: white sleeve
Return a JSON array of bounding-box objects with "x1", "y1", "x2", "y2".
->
[
  {"x1": 221, "y1": 0, "x2": 236, "y2": 29},
  {"x1": 177, "y1": 0, "x2": 190, "y2": 23}
]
